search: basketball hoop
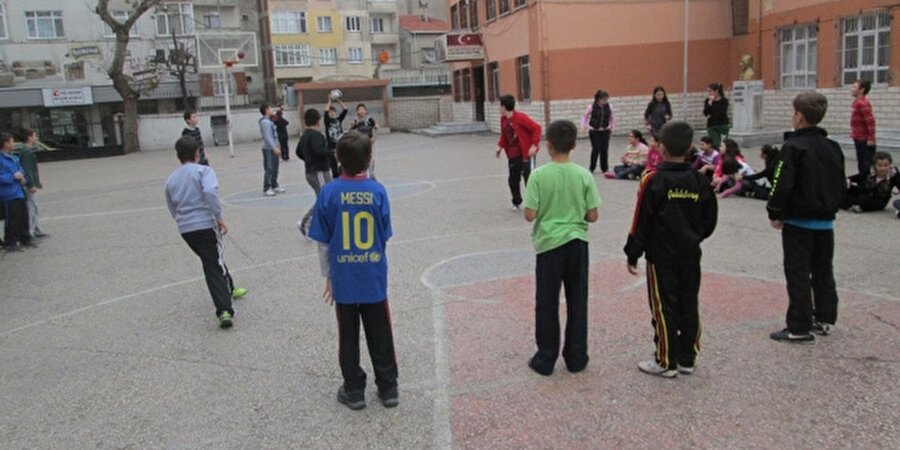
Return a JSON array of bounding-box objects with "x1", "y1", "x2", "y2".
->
[{"x1": 223, "y1": 51, "x2": 245, "y2": 68}]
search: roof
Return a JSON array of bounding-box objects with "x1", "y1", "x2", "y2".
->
[{"x1": 399, "y1": 15, "x2": 450, "y2": 34}]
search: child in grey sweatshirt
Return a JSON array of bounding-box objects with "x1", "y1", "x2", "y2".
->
[{"x1": 165, "y1": 136, "x2": 247, "y2": 328}]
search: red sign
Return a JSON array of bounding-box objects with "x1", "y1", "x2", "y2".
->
[{"x1": 436, "y1": 33, "x2": 485, "y2": 62}]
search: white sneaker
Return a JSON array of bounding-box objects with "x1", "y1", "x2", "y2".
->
[
  {"x1": 274, "y1": 187, "x2": 287, "y2": 193},
  {"x1": 264, "y1": 189, "x2": 276, "y2": 197},
  {"x1": 638, "y1": 359, "x2": 677, "y2": 378},
  {"x1": 677, "y1": 364, "x2": 695, "y2": 375},
  {"x1": 510, "y1": 205, "x2": 522, "y2": 212}
]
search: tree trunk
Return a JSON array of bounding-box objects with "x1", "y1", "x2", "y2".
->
[{"x1": 122, "y1": 95, "x2": 140, "y2": 154}]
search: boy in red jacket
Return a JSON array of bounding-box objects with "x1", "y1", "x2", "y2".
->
[
  {"x1": 495, "y1": 95, "x2": 542, "y2": 211},
  {"x1": 850, "y1": 79, "x2": 876, "y2": 175}
]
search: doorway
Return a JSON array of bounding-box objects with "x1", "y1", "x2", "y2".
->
[{"x1": 473, "y1": 65, "x2": 485, "y2": 122}]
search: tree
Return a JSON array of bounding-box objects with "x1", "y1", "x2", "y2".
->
[
  {"x1": 168, "y1": 27, "x2": 197, "y2": 111},
  {"x1": 95, "y1": 0, "x2": 162, "y2": 153}
]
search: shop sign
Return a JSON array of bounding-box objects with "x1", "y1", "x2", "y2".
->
[
  {"x1": 42, "y1": 87, "x2": 94, "y2": 107},
  {"x1": 69, "y1": 45, "x2": 102, "y2": 60},
  {"x1": 435, "y1": 33, "x2": 484, "y2": 62}
]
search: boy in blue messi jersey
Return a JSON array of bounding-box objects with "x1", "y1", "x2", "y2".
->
[{"x1": 308, "y1": 130, "x2": 398, "y2": 411}]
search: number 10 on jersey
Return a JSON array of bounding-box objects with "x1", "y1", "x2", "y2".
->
[{"x1": 341, "y1": 211, "x2": 375, "y2": 250}]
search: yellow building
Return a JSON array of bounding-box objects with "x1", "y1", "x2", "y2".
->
[{"x1": 264, "y1": 0, "x2": 401, "y2": 102}]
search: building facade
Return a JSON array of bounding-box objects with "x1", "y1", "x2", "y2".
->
[
  {"x1": 392, "y1": 14, "x2": 450, "y2": 96},
  {"x1": 447, "y1": 0, "x2": 899, "y2": 137},
  {"x1": 263, "y1": 0, "x2": 402, "y2": 104},
  {"x1": 0, "y1": 0, "x2": 270, "y2": 151}
]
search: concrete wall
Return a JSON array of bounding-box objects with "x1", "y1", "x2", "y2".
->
[
  {"x1": 388, "y1": 96, "x2": 442, "y2": 130},
  {"x1": 138, "y1": 109, "x2": 301, "y2": 151}
]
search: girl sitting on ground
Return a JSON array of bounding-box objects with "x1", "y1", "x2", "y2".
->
[{"x1": 608, "y1": 129, "x2": 648, "y2": 180}]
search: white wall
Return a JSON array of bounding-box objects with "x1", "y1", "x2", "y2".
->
[{"x1": 138, "y1": 109, "x2": 302, "y2": 151}]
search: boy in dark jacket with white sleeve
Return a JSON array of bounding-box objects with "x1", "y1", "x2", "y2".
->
[
  {"x1": 767, "y1": 92, "x2": 845, "y2": 344},
  {"x1": 297, "y1": 109, "x2": 335, "y2": 237},
  {"x1": 624, "y1": 121, "x2": 718, "y2": 378}
]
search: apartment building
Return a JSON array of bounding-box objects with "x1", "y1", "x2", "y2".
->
[
  {"x1": 0, "y1": 0, "x2": 269, "y2": 152},
  {"x1": 446, "y1": 0, "x2": 899, "y2": 137},
  {"x1": 265, "y1": 0, "x2": 402, "y2": 103}
]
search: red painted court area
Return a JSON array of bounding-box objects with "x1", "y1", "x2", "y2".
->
[{"x1": 441, "y1": 259, "x2": 900, "y2": 449}]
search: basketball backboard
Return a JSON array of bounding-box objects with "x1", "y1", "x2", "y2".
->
[{"x1": 197, "y1": 32, "x2": 259, "y2": 69}]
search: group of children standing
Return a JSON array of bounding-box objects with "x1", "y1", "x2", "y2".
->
[
  {"x1": 1, "y1": 129, "x2": 47, "y2": 252},
  {"x1": 166, "y1": 98, "x2": 395, "y2": 410}
]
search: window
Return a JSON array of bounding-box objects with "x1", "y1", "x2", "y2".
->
[
  {"x1": 345, "y1": 16, "x2": 361, "y2": 32},
  {"x1": 732, "y1": 0, "x2": 749, "y2": 35},
  {"x1": 450, "y1": 5, "x2": 459, "y2": 29},
  {"x1": 371, "y1": 17, "x2": 384, "y2": 33},
  {"x1": 155, "y1": 3, "x2": 194, "y2": 36},
  {"x1": 319, "y1": 48, "x2": 337, "y2": 66},
  {"x1": 202, "y1": 12, "x2": 221, "y2": 29},
  {"x1": 453, "y1": 70, "x2": 462, "y2": 101},
  {"x1": 348, "y1": 47, "x2": 364, "y2": 64},
  {"x1": 500, "y1": 0, "x2": 510, "y2": 15},
  {"x1": 779, "y1": 24, "x2": 817, "y2": 88},
  {"x1": 317, "y1": 16, "x2": 332, "y2": 32},
  {"x1": 459, "y1": 3, "x2": 468, "y2": 29},
  {"x1": 471, "y1": 0, "x2": 479, "y2": 30},
  {"x1": 462, "y1": 68, "x2": 471, "y2": 101},
  {"x1": 0, "y1": 4, "x2": 6, "y2": 39},
  {"x1": 271, "y1": 11, "x2": 306, "y2": 34},
  {"x1": 273, "y1": 44, "x2": 310, "y2": 67},
  {"x1": 486, "y1": 0, "x2": 496, "y2": 21},
  {"x1": 841, "y1": 11, "x2": 891, "y2": 85},
  {"x1": 487, "y1": 62, "x2": 499, "y2": 102},
  {"x1": 514, "y1": 0, "x2": 526, "y2": 8},
  {"x1": 516, "y1": 55, "x2": 530, "y2": 101},
  {"x1": 26, "y1": 11, "x2": 65, "y2": 39},
  {"x1": 213, "y1": 72, "x2": 235, "y2": 97},
  {"x1": 104, "y1": 10, "x2": 139, "y2": 38}
]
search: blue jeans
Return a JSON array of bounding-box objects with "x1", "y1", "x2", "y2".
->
[{"x1": 262, "y1": 148, "x2": 280, "y2": 191}]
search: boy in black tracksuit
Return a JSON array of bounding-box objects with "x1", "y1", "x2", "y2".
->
[
  {"x1": 767, "y1": 92, "x2": 846, "y2": 344},
  {"x1": 296, "y1": 108, "x2": 335, "y2": 237},
  {"x1": 625, "y1": 121, "x2": 718, "y2": 378}
]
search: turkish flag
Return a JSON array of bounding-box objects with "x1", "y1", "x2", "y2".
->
[{"x1": 447, "y1": 33, "x2": 483, "y2": 47}]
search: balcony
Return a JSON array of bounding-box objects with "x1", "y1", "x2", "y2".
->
[
  {"x1": 367, "y1": 0, "x2": 397, "y2": 14},
  {"x1": 370, "y1": 32, "x2": 399, "y2": 45}
]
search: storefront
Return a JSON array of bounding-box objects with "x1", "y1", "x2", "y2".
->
[{"x1": 0, "y1": 81, "x2": 196, "y2": 160}]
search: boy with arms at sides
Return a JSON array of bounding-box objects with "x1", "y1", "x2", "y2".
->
[
  {"x1": 0, "y1": 132, "x2": 31, "y2": 251},
  {"x1": 767, "y1": 92, "x2": 845, "y2": 343},
  {"x1": 350, "y1": 103, "x2": 378, "y2": 180},
  {"x1": 496, "y1": 94, "x2": 542, "y2": 212},
  {"x1": 14, "y1": 129, "x2": 47, "y2": 238},
  {"x1": 309, "y1": 131, "x2": 399, "y2": 410},
  {"x1": 181, "y1": 111, "x2": 209, "y2": 166},
  {"x1": 625, "y1": 121, "x2": 718, "y2": 378},
  {"x1": 523, "y1": 120, "x2": 600, "y2": 376},
  {"x1": 849, "y1": 79, "x2": 876, "y2": 175},
  {"x1": 165, "y1": 136, "x2": 247, "y2": 329},
  {"x1": 258, "y1": 104, "x2": 284, "y2": 196},
  {"x1": 296, "y1": 108, "x2": 334, "y2": 238}
]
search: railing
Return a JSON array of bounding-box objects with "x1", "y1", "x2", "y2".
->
[{"x1": 381, "y1": 68, "x2": 450, "y2": 86}]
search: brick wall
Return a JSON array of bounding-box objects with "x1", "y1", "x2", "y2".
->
[{"x1": 762, "y1": 86, "x2": 900, "y2": 135}]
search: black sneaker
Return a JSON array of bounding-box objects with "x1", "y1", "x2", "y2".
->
[
  {"x1": 5, "y1": 243, "x2": 21, "y2": 252},
  {"x1": 811, "y1": 322, "x2": 832, "y2": 336},
  {"x1": 378, "y1": 387, "x2": 399, "y2": 408},
  {"x1": 337, "y1": 385, "x2": 366, "y2": 410},
  {"x1": 769, "y1": 328, "x2": 815, "y2": 344},
  {"x1": 528, "y1": 356, "x2": 553, "y2": 376}
]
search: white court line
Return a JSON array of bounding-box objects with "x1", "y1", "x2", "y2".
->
[{"x1": 42, "y1": 206, "x2": 167, "y2": 222}]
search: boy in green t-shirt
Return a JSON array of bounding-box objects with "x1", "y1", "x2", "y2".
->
[{"x1": 523, "y1": 120, "x2": 601, "y2": 376}]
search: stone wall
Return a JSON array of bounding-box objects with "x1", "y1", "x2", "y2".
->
[
  {"x1": 388, "y1": 96, "x2": 443, "y2": 131},
  {"x1": 761, "y1": 86, "x2": 900, "y2": 135}
]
